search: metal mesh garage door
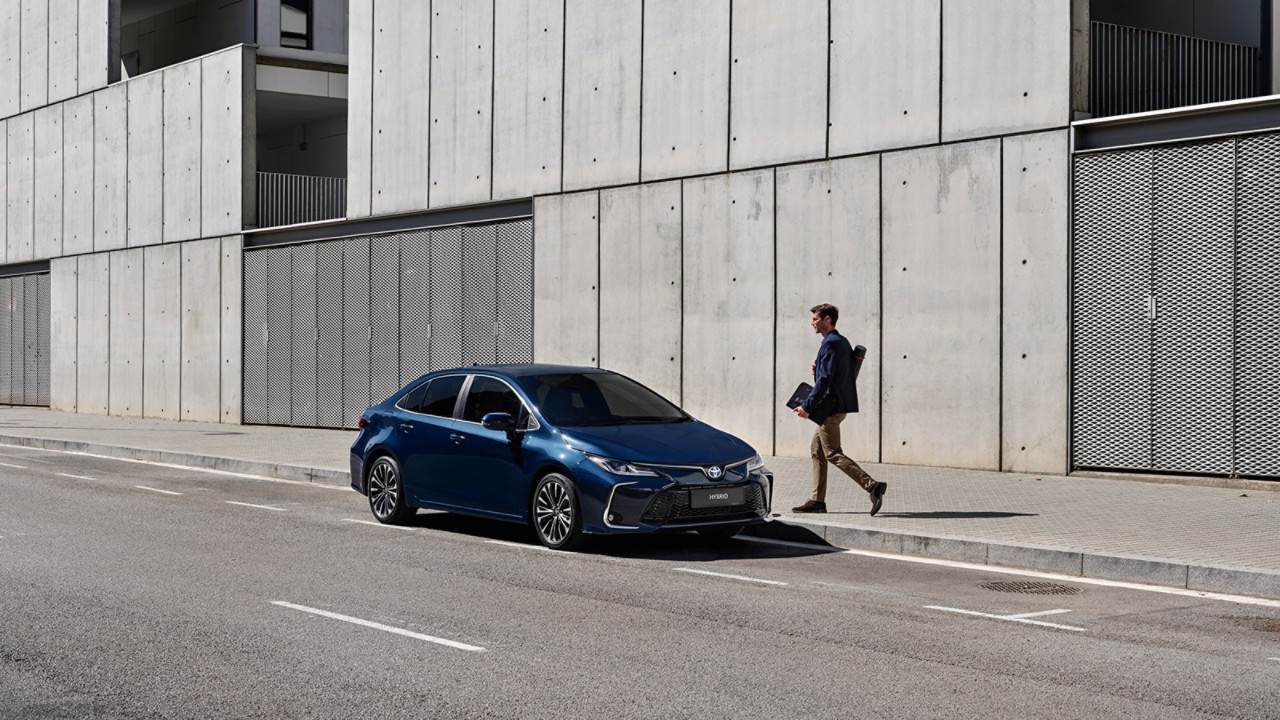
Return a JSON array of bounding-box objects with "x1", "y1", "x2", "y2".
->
[
  {"x1": 1073, "y1": 133, "x2": 1280, "y2": 479},
  {"x1": 243, "y1": 218, "x2": 534, "y2": 428},
  {"x1": 0, "y1": 272, "x2": 50, "y2": 407}
]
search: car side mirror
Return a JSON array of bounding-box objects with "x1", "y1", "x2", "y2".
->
[{"x1": 481, "y1": 412, "x2": 517, "y2": 432}]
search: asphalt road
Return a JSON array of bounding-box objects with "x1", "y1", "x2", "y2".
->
[{"x1": 1, "y1": 444, "x2": 1278, "y2": 720}]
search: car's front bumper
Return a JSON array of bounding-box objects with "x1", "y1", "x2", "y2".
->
[{"x1": 588, "y1": 466, "x2": 773, "y2": 534}]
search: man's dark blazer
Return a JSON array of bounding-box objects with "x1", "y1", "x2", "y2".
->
[{"x1": 801, "y1": 330, "x2": 859, "y2": 425}]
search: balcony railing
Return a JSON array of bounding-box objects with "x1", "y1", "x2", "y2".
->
[
  {"x1": 1091, "y1": 21, "x2": 1263, "y2": 118},
  {"x1": 256, "y1": 172, "x2": 347, "y2": 228}
]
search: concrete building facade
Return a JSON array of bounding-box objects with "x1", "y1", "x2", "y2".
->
[{"x1": 2, "y1": 0, "x2": 1278, "y2": 481}]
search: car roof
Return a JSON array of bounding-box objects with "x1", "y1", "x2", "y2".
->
[{"x1": 466, "y1": 363, "x2": 610, "y2": 378}]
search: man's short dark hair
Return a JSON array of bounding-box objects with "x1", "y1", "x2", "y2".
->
[{"x1": 810, "y1": 303, "x2": 839, "y2": 326}]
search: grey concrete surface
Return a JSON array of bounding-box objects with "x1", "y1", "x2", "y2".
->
[
  {"x1": 0, "y1": 406, "x2": 1277, "y2": 602},
  {"x1": 3, "y1": 446, "x2": 1279, "y2": 718}
]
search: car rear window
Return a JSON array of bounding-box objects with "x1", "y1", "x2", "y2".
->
[
  {"x1": 518, "y1": 373, "x2": 688, "y2": 426},
  {"x1": 414, "y1": 375, "x2": 466, "y2": 418}
]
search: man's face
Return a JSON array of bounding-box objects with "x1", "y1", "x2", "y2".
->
[{"x1": 811, "y1": 312, "x2": 831, "y2": 334}]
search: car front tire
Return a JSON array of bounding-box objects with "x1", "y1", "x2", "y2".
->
[
  {"x1": 367, "y1": 455, "x2": 414, "y2": 525},
  {"x1": 531, "y1": 473, "x2": 588, "y2": 551}
]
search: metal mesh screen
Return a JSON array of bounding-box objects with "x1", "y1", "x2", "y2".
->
[
  {"x1": 463, "y1": 224, "x2": 499, "y2": 364},
  {"x1": 242, "y1": 219, "x2": 532, "y2": 428},
  {"x1": 1151, "y1": 141, "x2": 1236, "y2": 474},
  {"x1": 496, "y1": 220, "x2": 534, "y2": 363},
  {"x1": 342, "y1": 237, "x2": 372, "y2": 427},
  {"x1": 290, "y1": 244, "x2": 319, "y2": 427},
  {"x1": 1072, "y1": 149, "x2": 1154, "y2": 471},
  {"x1": 35, "y1": 273, "x2": 50, "y2": 406},
  {"x1": 22, "y1": 276, "x2": 37, "y2": 405},
  {"x1": 0, "y1": 273, "x2": 49, "y2": 407},
  {"x1": 10, "y1": 276, "x2": 27, "y2": 405},
  {"x1": 429, "y1": 227, "x2": 465, "y2": 370},
  {"x1": 316, "y1": 242, "x2": 345, "y2": 428},
  {"x1": 1235, "y1": 135, "x2": 1280, "y2": 477},
  {"x1": 266, "y1": 247, "x2": 293, "y2": 425},
  {"x1": 399, "y1": 230, "x2": 432, "y2": 383},
  {"x1": 0, "y1": 279, "x2": 11, "y2": 404},
  {"x1": 243, "y1": 251, "x2": 269, "y2": 424}
]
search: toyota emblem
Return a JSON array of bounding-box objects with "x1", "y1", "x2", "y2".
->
[{"x1": 705, "y1": 466, "x2": 723, "y2": 480}]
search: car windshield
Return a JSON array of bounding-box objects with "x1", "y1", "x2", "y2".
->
[{"x1": 519, "y1": 373, "x2": 690, "y2": 426}]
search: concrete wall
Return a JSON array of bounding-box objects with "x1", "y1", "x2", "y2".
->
[
  {"x1": 533, "y1": 192, "x2": 599, "y2": 366},
  {"x1": 1, "y1": 46, "x2": 253, "y2": 261},
  {"x1": 349, "y1": 1, "x2": 1074, "y2": 214},
  {"x1": 1, "y1": 0, "x2": 112, "y2": 121},
  {"x1": 49, "y1": 237, "x2": 243, "y2": 423}
]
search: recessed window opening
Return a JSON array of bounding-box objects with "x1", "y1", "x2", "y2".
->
[{"x1": 281, "y1": 0, "x2": 313, "y2": 50}]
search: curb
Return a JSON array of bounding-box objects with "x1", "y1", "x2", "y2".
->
[
  {"x1": 0, "y1": 434, "x2": 351, "y2": 488},
  {"x1": 743, "y1": 518, "x2": 1280, "y2": 602}
]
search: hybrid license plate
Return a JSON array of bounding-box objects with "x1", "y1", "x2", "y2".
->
[{"x1": 690, "y1": 486, "x2": 745, "y2": 509}]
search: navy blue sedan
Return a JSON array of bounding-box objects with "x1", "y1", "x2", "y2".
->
[{"x1": 350, "y1": 365, "x2": 773, "y2": 550}]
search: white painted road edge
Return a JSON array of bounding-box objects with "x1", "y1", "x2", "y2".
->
[
  {"x1": 0, "y1": 443, "x2": 348, "y2": 490},
  {"x1": 673, "y1": 568, "x2": 789, "y2": 586},
  {"x1": 925, "y1": 605, "x2": 1087, "y2": 632},
  {"x1": 271, "y1": 601, "x2": 486, "y2": 653},
  {"x1": 225, "y1": 501, "x2": 287, "y2": 512},
  {"x1": 742, "y1": 537, "x2": 1280, "y2": 609},
  {"x1": 135, "y1": 486, "x2": 183, "y2": 496}
]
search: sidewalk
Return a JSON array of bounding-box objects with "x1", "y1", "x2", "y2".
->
[{"x1": 2, "y1": 406, "x2": 1277, "y2": 600}]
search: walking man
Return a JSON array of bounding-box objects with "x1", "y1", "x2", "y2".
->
[{"x1": 792, "y1": 303, "x2": 887, "y2": 516}]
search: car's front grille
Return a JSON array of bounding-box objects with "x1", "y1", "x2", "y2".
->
[{"x1": 640, "y1": 484, "x2": 765, "y2": 524}]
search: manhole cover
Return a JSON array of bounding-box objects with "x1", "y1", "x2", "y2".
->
[{"x1": 980, "y1": 581, "x2": 1082, "y2": 595}]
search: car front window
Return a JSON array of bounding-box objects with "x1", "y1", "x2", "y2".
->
[
  {"x1": 462, "y1": 377, "x2": 527, "y2": 424},
  {"x1": 519, "y1": 373, "x2": 689, "y2": 427}
]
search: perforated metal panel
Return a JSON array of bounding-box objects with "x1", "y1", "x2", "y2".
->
[
  {"x1": 342, "y1": 237, "x2": 372, "y2": 427},
  {"x1": 430, "y1": 227, "x2": 465, "y2": 370},
  {"x1": 463, "y1": 224, "x2": 499, "y2": 364},
  {"x1": 266, "y1": 247, "x2": 293, "y2": 425},
  {"x1": 399, "y1": 230, "x2": 432, "y2": 382},
  {"x1": 243, "y1": 218, "x2": 533, "y2": 428},
  {"x1": 1072, "y1": 149, "x2": 1154, "y2": 471},
  {"x1": 0, "y1": 273, "x2": 49, "y2": 407},
  {"x1": 291, "y1": 244, "x2": 319, "y2": 426},
  {"x1": 496, "y1": 220, "x2": 534, "y2": 363},
  {"x1": 1235, "y1": 135, "x2": 1280, "y2": 477},
  {"x1": 1151, "y1": 141, "x2": 1236, "y2": 474},
  {"x1": 316, "y1": 242, "x2": 345, "y2": 428},
  {"x1": 243, "y1": 251, "x2": 269, "y2": 423}
]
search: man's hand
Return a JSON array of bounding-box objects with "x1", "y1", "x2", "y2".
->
[
  {"x1": 811, "y1": 362, "x2": 816, "y2": 378},
  {"x1": 794, "y1": 406, "x2": 809, "y2": 419}
]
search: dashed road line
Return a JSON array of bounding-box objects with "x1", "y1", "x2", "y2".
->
[
  {"x1": 270, "y1": 601, "x2": 486, "y2": 653},
  {"x1": 673, "y1": 568, "x2": 789, "y2": 586},
  {"x1": 342, "y1": 518, "x2": 415, "y2": 531},
  {"x1": 925, "y1": 605, "x2": 1087, "y2": 632},
  {"x1": 56, "y1": 473, "x2": 96, "y2": 481},
  {"x1": 225, "y1": 501, "x2": 286, "y2": 512},
  {"x1": 484, "y1": 539, "x2": 564, "y2": 553},
  {"x1": 135, "y1": 486, "x2": 183, "y2": 496},
  {"x1": 0, "y1": 461, "x2": 28, "y2": 469}
]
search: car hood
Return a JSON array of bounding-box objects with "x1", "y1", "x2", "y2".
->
[{"x1": 559, "y1": 419, "x2": 755, "y2": 466}]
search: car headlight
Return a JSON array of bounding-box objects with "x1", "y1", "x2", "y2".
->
[
  {"x1": 585, "y1": 454, "x2": 660, "y2": 477},
  {"x1": 746, "y1": 454, "x2": 767, "y2": 473}
]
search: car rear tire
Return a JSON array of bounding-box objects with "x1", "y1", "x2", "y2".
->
[
  {"x1": 697, "y1": 524, "x2": 745, "y2": 541},
  {"x1": 367, "y1": 455, "x2": 414, "y2": 525},
  {"x1": 531, "y1": 473, "x2": 589, "y2": 551}
]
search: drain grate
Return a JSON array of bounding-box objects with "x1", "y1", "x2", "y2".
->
[{"x1": 980, "y1": 581, "x2": 1082, "y2": 596}]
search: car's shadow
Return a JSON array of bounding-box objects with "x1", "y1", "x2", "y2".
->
[{"x1": 404, "y1": 511, "x2": 835, "y2": 561}]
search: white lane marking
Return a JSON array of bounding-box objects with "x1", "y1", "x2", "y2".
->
[
  {"x1": 673, "y1": 568, "x2": 789, "y2": 587},
  {"x1": 225, "y1": 501, "x2": 286, "y2": 512},
  {"x1": 0, "y1": 443, "x2": 348, "y2": 490},
  {"x1": 342, "y1": 518, "x2": 415, "y2": 531},
  {"x1": 135, "y1": 485, "x2": 183, "y2": 496},
  {"x1": 742, "y1": 537, "x2": 1280, "y2": 609},
  {"x1": 1269, "y1": 657, "x2": 1280, "y2": 662},
  {"x1": 1005, "y1": 609, "x2": 1075, "y2": 620},
  {"x1": 0, "y1": 462, "x2": 28, "y2": 469},
  {"x1": 56, "y1": 472, "x2": 95, "y2": 481},
  {"x1": 925, "y1": 605, "x2": 1087, "y2": 632},
  {"x1": 484, "y1": 539, "x2": 564, "y2": 554},
  {"x1": 270, "y1": 601, "x2": 486, "y2": 653}
]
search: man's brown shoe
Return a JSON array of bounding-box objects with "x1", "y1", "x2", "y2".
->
[
  {"x1": 792, "y1": 500, "x2": 827, "y2": 514},
  {"x1": 869, "y1": 482, "x2": 887, "y2": 516}
]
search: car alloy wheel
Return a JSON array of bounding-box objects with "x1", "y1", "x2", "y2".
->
[
  {"x1": 368, "y1": 456, "x2": 413, "y2": 524},
  {"x1": 532, "y1": 473, "x2": 587, "y2": 550}
]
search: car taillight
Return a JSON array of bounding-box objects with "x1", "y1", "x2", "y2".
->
[{"x1": 357, "y1": 415, "x2": 369, "y2": 429}]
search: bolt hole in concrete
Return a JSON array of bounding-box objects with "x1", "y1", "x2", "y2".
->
[{"x1": 982, "y1": 581, "x2": 1081, "y2": 596}]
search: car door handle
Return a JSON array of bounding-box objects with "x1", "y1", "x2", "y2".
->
[
  {"x1": 400, "y1": 423, "x2": 414, "y2": 433},
  {"x1": 449, "y1": 433, "x2": 466, "y2": 444}
]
